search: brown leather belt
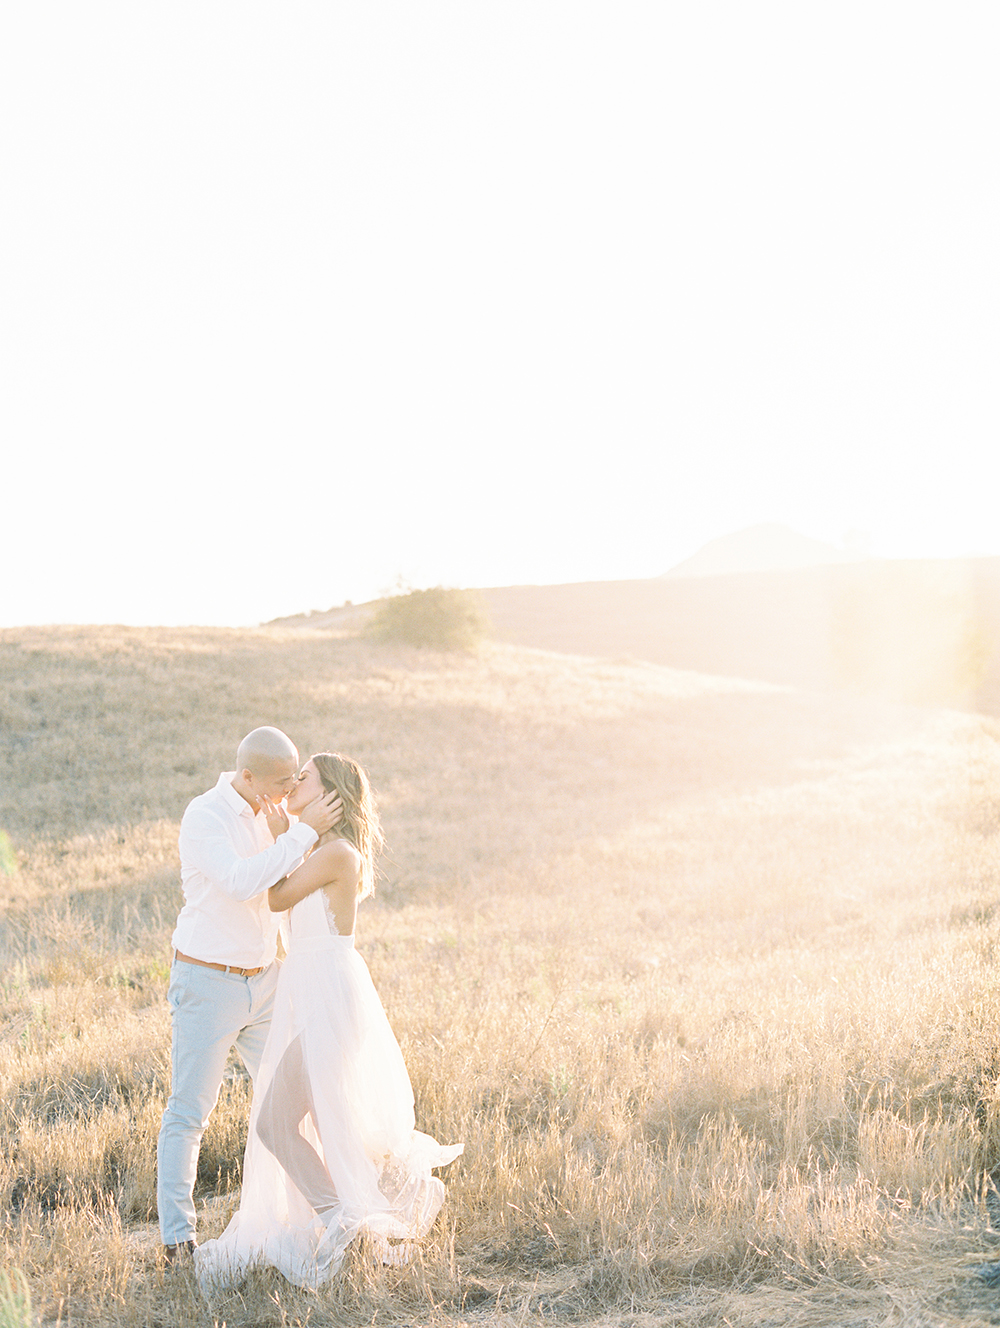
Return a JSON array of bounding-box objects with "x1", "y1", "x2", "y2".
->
[{"x1": 174, "y1": 949, "x2": 266, "y2": 978}]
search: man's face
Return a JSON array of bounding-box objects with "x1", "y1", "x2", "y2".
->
[{"x1": 246, "y1": 756, "x2": 299, "y2": 805}]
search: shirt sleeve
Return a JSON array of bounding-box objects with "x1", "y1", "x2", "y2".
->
[{"x1": 179, "y1": 806, "x2": 318, "y2": 902}]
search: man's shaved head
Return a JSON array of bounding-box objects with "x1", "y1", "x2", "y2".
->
[{"x1": 236, "y1": 727, "x2": 299, "y2": 777}]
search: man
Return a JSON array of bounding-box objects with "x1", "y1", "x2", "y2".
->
[{"x1": 156, "y1": 726, "x2": 342, "y2": 1261}]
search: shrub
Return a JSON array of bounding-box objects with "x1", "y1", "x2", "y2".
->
[{"x1": 366, "y1": 586, "x2": 490, "y2": 651}]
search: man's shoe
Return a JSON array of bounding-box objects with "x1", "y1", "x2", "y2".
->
[{"x1": 163, "y1": 1240, "x2": 197, "y2": 1264}]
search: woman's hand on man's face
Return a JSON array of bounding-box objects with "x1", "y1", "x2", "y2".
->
[{"x1": 299, "y1": 789, "x2": 344, "y2": 836}]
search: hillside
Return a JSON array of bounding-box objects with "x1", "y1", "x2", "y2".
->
[
  {"x1": 269, "y1": 556, "x2": 1000, "y2": 715},
  {"x1": 480, "y1": 557, "x2": 1000, "y2": 713},
  {"x1": 2, "y1": 626, "x2": 1000, "y2": 1325},
  {"x1": 0, "y1": 624, "x2": 919, "y2": 848}
]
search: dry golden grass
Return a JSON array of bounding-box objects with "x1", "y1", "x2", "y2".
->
[{"x1": 3, "y1": 624, "x2": 1000, "y2": 1325}]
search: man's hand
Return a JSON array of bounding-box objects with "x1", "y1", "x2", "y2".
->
[
  {"x1": 299, "y1": 789, "x2": 344, "y2": 837},
  {"x1": 259, "y1": 795, "x2": 290, "y2": 840}
]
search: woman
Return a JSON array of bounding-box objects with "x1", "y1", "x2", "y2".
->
[{"x1": 195, "y1": 753, "x2": 463, "y2": 1289}]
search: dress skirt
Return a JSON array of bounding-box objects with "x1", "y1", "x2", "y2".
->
[{"x1": 195, "y1": 892, "x2": 462, "y2": 1289}]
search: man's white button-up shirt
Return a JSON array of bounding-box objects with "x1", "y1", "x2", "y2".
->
[{"x1": 172, "y1": 772, "x2": 318, "y2": 968}]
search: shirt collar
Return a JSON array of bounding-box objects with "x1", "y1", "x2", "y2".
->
[{"x1": 217, "y1": 771, "x2": 259, "y2": 819}]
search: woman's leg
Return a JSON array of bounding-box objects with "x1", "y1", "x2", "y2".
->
[{"x1": 255, "y1": 1034, "x2": 339, "y2": 1213}]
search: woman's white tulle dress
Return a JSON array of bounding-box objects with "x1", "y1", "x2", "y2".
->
[{"x1": 195, "y1": 887, "x2": 463, "y2": 1289}]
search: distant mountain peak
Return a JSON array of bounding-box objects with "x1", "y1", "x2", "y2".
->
[{"x1": 662, "y1": 523, "x2": 859, "y2": 578}]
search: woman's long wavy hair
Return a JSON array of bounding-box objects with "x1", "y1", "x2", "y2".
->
[{"x1": 311, "y1": 752, "x2": 383, "y2": 899}]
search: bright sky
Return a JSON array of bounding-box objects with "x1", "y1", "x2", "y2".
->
[{"x1": 2, "y1": 3, "x2": 997, "y2": 627}]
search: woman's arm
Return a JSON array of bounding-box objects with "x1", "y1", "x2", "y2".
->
[{"x1": 268, "y1": 839, "x2": 361, "y2": 912}]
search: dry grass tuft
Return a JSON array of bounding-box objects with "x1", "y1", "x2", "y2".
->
[{"x1": 3, "y1": 624, "x2": 1000, "y2": 1324}]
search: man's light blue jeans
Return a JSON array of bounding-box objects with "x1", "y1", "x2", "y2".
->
[{"x1": 156, "y1": 957, "x2": 278, "y2": 1245}]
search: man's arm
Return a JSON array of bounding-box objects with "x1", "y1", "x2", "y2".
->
[
  {"x1": 179, "y1": 790, "x2": 344, "y2": 904},
  {"x1": 179, "y1": 807, "x2": 318, "y2": 903}
]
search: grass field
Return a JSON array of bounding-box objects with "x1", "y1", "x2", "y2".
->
[{"x1": 3, "y1": 623, "x2": 1000, "y2": 1325}]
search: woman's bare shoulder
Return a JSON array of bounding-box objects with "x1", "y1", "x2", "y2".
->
[{"x1": 315, "y1": 837, "x2": 361, "y2": 873}]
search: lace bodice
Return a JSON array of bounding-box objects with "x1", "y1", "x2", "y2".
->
[
  {"x1": 287, "y1": 886, "x2": 353, "y2": 946},
  {"x1": 320, "y1": 889, "x2": 341, "y2": 936}
]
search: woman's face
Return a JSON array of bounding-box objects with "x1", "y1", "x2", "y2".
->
[{"x1": 286, "y1": 759, "x2": 325, "y2": 815}]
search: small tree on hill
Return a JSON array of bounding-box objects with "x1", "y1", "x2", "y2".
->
[{"x1": 366, "y1": 586, "x2": 490, "y2": 651}]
